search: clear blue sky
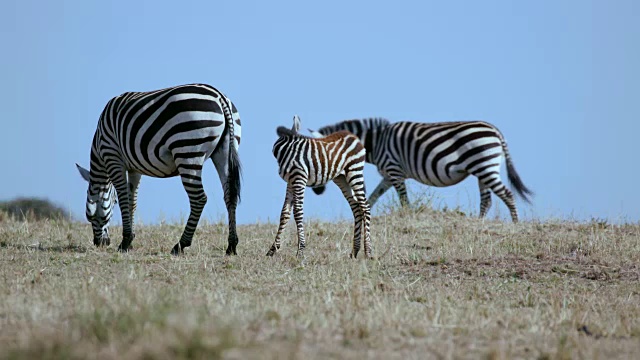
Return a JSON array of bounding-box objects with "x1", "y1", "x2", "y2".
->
[{"x1": 1, "y1": 0, "x2": 638, "y2": 225}]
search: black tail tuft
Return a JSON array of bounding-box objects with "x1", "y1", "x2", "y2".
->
[
  {"x1": 506, "y1": 158, "x2": 533, "y2": 204},
  {"x1": 219, "y1": 94, "x2": 241, "y2": 207},
  {"x1": 312, "y1": 186, "x2": 326, "y2": 195},
  {"x1": 228, "y1": 139, "x2": 242, "y2": 205}
]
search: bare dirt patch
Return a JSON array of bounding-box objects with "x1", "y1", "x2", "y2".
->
[{"x1": 400, "y1": 254, "x2": 640, "y2": 283}]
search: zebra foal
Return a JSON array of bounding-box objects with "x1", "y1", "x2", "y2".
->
[
  {"x1": 268, "y1": 115, "x2": 372, "y2": 259},
  {"x1": 75, "y1": 83, "x2": 242, "y2": 255},
  {"x1": 309, "y1": 118, "x2": 532, "y2": 222}
]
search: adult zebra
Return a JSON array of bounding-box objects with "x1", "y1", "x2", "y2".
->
[
  {"x1": 75, "y1": 83, "x2": 242, "y2": 255},
  {"x1": 268, "y1": 115, "x2": 372, "y2": 259},
  {"x1": 309, "y1": 118, "x2": 532, "y2": 222}
]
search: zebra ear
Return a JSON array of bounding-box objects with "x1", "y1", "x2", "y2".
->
[
  {"x1": 308, "y1": 128, "x2": 323, "y2": 138},
  {"x1": 76, "y1": 163, "x2": 91, "y2": 182},
  {"x1": 292, "y1": 115, "x2": 301, "y2": 133}
]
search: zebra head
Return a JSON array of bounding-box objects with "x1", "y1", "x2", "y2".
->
[{"x1": 75, "y1": 163, "x2": 117, "y2": 246}]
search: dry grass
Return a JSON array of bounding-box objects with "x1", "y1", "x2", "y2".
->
[{"x1": 1, "y1": 204, "x2": 639, "y2": 359}]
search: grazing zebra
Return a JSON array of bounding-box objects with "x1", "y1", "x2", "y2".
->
[
  {"x1": 309, "y1": 118, "x2": 532, "y2": 222},
  {"x1": 75, "y1": 83, "x2": 242, "y2": 255},
  {"x1": 268, "y1": 115, "x2": 372, "y2": 259}
]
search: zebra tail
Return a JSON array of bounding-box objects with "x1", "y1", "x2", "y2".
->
[
  {"x1": 500, "y1": 138, "x2": 533, "y2": 204},
  {"x1": 228, "y1": 137, "x2": 242, "y2": 205},
  {"x1": 222, "y1": 98, "x2": 242, "y2": 206}
]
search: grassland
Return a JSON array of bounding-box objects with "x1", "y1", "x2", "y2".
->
[{"x1": 0, "y1": 204, "x2": 639, "y2": 359}]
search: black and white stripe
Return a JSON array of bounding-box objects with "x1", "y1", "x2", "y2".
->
[
  {"x1": 309, "y1": 118, "x2": 532, "y2": 222},
  {"x1": 267, "y1": 115, "x2": 372, "y2": 259},
  {"x1": 76, "y1": 83, "x2": 242, "y2": 254}
]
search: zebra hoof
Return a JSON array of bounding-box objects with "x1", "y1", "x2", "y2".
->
[
  {"x1": 117, "y1": 234, "x2": 135, "y2": 252},
  {"x1": 170, "y1": 244, "x2": 184, "y2": 256},
  {"x1": 117, "y1": 244, "x2": 131, "y2": 252},
  {"x1": 225, "y1": 245, "x2": 237, "y2": 256},
  {"x1": 94, "y1": 236, "x2": 110, "y2": 247}
]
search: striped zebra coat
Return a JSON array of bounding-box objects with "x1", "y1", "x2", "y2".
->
[
  {"x1": 75, "y1": 83, "x2": 242, "y2": 255},
  {"x1": 268, "y1": 115, "x2": 372, "y2": 259},
  {"x1": 309, "y1": 118, "x2": 532, "y2": 222}
]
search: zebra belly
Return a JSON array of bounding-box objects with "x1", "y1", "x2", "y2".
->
[
  {"x1": 306, "y1": 171, "x2": 328, "y2": 187},
  {"x1": 306, "y1": 177, "x2": 331, "y2": 188},
  {"x1": 146, "y1": 146, "x2": 181, "y2": 178},
  {"x1": 425, "y1": 172, "x2": 468, "y2": 187},
  {"x1": 278, "y1": 164, "x2": 338, "y2": 187},
  {"x1": 126, "y1": 156, "x2": 179, "y2": 178},
  {"x1": 406, "y1": 168, "x2": 469, "y2": 187},
  {"x1": 306, "y1": 165, "x2": 344, "y2": 187}
]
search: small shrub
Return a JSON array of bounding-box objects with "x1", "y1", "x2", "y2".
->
[{"x1": 0, "y1": 197, "x2": 71, "y2": 222}]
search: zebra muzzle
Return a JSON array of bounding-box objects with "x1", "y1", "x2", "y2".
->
[{"x1": 94, "y1": 235, "x2": 111, "y2": 247}]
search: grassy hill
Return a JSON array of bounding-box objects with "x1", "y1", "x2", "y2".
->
[{"x1": 0, "y1": 205, "x2": 638, "y2": 359}]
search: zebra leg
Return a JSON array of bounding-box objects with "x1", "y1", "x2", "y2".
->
[
  {"x1": 357, "y1": 196, "x2": 372, "y2": 259},
  {"x1": 127, "y1": 170, "x2": 142, "y2": 233},
  {"x1": 352, "y1": 183, "x2": 372, "y2": 259},
  {"x1": 333, "y1": 175, "x2": 363, "y2": 258},
  {"x1": 367, "y1": 178, "x2": 392, "y2": 208},
  {"x1": 106, "y1": 163, "x2": 134, "y2": 252},
  {"x1": 211, "y1": 155, "x2": 239, "y2": 256},
  {"x1": 171, "y1": 164, "x2": 207, "y2": 255},
  {"x1": 290, "y1": 179, "x2": 307, "y2": 258},
  {"x1": 390, "y1": 178, "x2": 410, "y2": 207},
  {"x1": 267, "y1": 185, "x2": 293, "y2": 256},
  {"x1": 477, "y1": 179, "x2": 492, "y2": 218},
  {"x1": 479, "y1": 173, "x2": 519, "y2": 223},
  {"x1": 345, "y1": 167, "x2": 372, "y2": 259},
  {"x1": 496, "y1": 187, "x2": 518, "y2": 223}
]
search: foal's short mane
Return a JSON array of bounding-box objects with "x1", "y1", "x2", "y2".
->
[
  {"x1": 276, "y1": 126, "x2": 304, "y2": 138},
  {"x1": 276, "y1": 127, "x2": 353, "y2": 142},
  {"x1": 317, "y1": 118, "x2": 391, "y2": 134}
]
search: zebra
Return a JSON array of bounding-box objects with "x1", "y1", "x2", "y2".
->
[
  {"x1": 308, "y1": 118, "x2": 532, "y2": 222},
  {"x1": 267, "y1": 115, "x2": 372, "y2": 259},
  {"x1": 75, "y1": 83, "x2": 242, "y2": 255}
]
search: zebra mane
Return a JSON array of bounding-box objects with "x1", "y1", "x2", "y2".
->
[
  {"x1": 358, "y1": 117, "x2": 391, "y2": 130},
  {"x1": 318, "y1": 117, "x2": 391, "y2": 134}
]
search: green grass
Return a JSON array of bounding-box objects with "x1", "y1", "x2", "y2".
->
[{"x1": 0, "y1": 204, "x2": 639, "y2": 359}]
